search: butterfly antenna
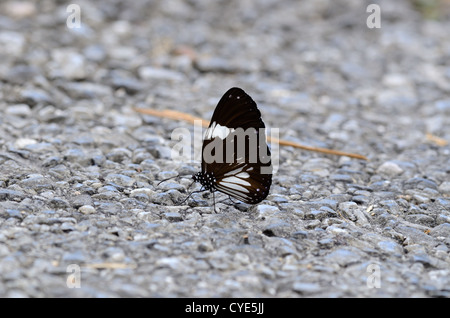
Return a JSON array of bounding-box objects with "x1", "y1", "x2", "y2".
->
[
  {"x1": 178, "y1": 188, "x2": 204, "y2": 205},
  {"x1": 157, "y1": 174, "x2": 180, "y2": 186},
  {"x1": 177, "y1": 180, "x2": 202, "y2": 205}
]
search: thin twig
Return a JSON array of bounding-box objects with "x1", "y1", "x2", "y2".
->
[{"x1": 133, "y1": 107, "x2": 368, "y2": 160}]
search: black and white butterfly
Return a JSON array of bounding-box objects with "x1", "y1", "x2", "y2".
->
[{"x1": 192, "y1": 87, "x2": 272, "y2": 207}]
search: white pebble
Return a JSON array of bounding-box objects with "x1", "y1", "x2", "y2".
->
[
  {"x1": 377, "y1": 161, "x2": 404, "y2": 176},
  {"x1": 79, "y1": 205, "x2": 96, "y2": 215}
]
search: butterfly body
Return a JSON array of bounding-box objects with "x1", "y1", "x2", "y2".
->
[{"x1": 193, "y1": 87, "x2": 272, "y2": 205}]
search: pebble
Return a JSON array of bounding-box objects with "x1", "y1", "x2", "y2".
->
[
  {"x1": 292, "y1": 282, "x2": 321, "y2": 295},
  {"x1": 324, "y1": 248, "x2": 362, "y2": 267},
  {"x1": 138, "y1": 67, "x2": 185, "y2": 81},
  {"x1": 377, "y1": 241, "x2": 404, "y2": 256},
  {"x1": 255, "y1": 205, "x2": 280, "y2": 219},
  {"x1": 404, "y1": 178, "x2": 438, "y2": 190},
  {"x1": 0, "y1": 189, "x2": 26, "y2": 201},
  {"x1": 106, "y1": 148, "x2": 132, "y2": 163},
  {"x1": 20, "y1": 89, "x2": 53, "y2": 105},
  {"x1": 429, "y1": 223, "x2": 450, "y2": 238},
  {"x1": 49, "y1": 49, "x2": 87, "y2": 80},
  {"x1": 59, "y1": 82, "x2": 112, "y2": 99},
  {"x1": 164, "y1": 212, "x2": 183, "y2": 222},
  {"x1": 377, "y1": 161, "x2": 404, "y2": 176},
  {"x1": 104, "y1": 174, "x2": 136, "y2": 188},
  {"x1": 434, "y1": 99, "x2": 450, "y2": 113},
  {"x1": 0, "y1": 31, "x2": 25, "y2": 55},
  {"x1": 5, "y1": 104, "x2": 32, "y2": 117},
  {"x1": 193, "y1": 56, "x2": 240, "y2": 73},
  {"x1": 438, "y1": 182, "x2": 450, "y2": 195},
  {"x1": 405, "y1": 214, "x2": 435, "y2": 227},
  {"x1": 63, "y1": 148, "x2": 91, "y2": 166},
  {"x1": 19, "y1": 174, "x2": 53, "y2": 190},
  {"x1": 79, "y1": 205, "x2": 96, "y2": 215}
]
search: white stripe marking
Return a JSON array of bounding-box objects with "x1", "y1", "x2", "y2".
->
[
  {"x1": 215, "y1": 185, "x2": 248, "y2": 201},
  {"x1": 236, "y1": 172, "x2": 250, "y2": 179},
  {"x1": 223, "y1": 166, "x2": 245, "y2": 176},
  {"x1": 221, "y1": 177, "x2": 251, "y2": 187},
  {"x1": 219, "y1": 181, "x2": 249, "y2": 193}
]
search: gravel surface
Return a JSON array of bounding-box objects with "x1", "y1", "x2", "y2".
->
[{"x1": 1, "y1": 0, "x2": 450, "y2": 297}]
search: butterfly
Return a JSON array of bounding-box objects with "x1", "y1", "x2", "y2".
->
[{"x1": 192, "y1": 87, "x2": 272, "y2": 208}]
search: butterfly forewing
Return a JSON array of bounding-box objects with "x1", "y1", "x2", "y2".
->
[
  {"x1": 197, "y1": 87, "x2": 272, "y2": 204},
  {"x1": 208, "y1": 87, "x2": 264, "y2": 129}
]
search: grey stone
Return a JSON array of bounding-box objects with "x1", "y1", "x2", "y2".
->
[
  {"x1": 70, "y1": 195, "x2": 94, "y2": 208},
  {"x1": 194, "y1": 57, "x2": 241, "y2": 73},
  {"x1": 305, "y1": 209, "x2": 328, "y2": 220},
  {"x1": 377, "y1": 161, "x2": 404, "y2": 176},
  {"x1": 434, "y1": 99, "x2": 450, "y2": 113},
  {"x1": 105, "y1": 174, "x2": 136, "y2": 188},
  {"x1": 438, "y1": 181, "x2": 450, "y2": 195},
  {"x1": 405, "y1": 214, "x2": 435, "y2": 227},
  {"x1": 255, "y1": 205, "x2": 280, "y2": 219},
  {"x1": 79, "y1": 205, "x2": 96, "y2": 215},
  {"x1": 429, "y1": 223, "x2": 450, "y2": 238},
  {"x1": 5, "y1": 104, "x2": 32, "y2": 117},
  {"x1": 330, "y1": 174, "x2": 354, "y2": 183},
  {"x1": 63, "y1": 148, "x2": 91, "y2": 166},
  {"x1": 19, "y1": 89, "x2": 52, "y2": 105},
  {"x1": 19, "y1": 175, "x2": 53, "y2": 190},
  {"x1": 59, "y1": 82, "x2": 112, "y2": 99},
  {"x1": 303, "y1": 199, "x2": 338, "y2": 210},
  {"x1": 324, "y1": 248, "x2": 362, "y2": 267},
  {"x1": 164, "y1": 212, "x2": 183, "y2": 222},
  {"x1": 404, "y1": 178, "x2": 438, "y2": 190},
  {"x1": 292, "y1": 282, "x2": 321, "y2": 294},
  {"x1": 49, "y1": 49, "x2": 87, "y2": 80},
  {"x1": 263, "y1": 221, "x2": 292, "y2": 237},
  {"x1": 106, "y1": 148, "x2": 132, "y2": 163},
  {"x1": 377, "y1": 241, "x2": 404, "y2": 256},
  {"x1": 0, "y1": 189, "x2": 26, "y2": 201},
  {"x1": 138, "y1": 66, "x2": 185, "y2": 81}
]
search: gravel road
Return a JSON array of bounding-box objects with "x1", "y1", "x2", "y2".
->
[{"x1": 0, "y1": 0, "x2": 449, "y2": 297}]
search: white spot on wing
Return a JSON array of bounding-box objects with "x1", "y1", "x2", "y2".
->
[{"x1": 205, "y1": 121, "x2": 234, "y2": 139}]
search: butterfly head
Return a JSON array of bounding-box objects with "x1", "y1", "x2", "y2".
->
[{"x1": 192, "y1": 171, "x2": 217, "y2": 192}]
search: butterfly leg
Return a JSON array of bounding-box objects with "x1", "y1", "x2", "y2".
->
[
  {"x1": 212, "y1": 190, "x2": 218, "y2": 213},
  {"x1": 227, "y1": 195, "x2": 242, "y2": 205}
]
